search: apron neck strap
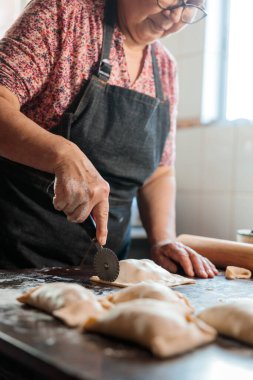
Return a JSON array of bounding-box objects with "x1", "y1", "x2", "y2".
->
[
  {"x1": 98, "y1": 0, "x2": 117, "y2": 81},
  {"x1": 151, "y1": 44, "x2": 164, "y2": 101}
]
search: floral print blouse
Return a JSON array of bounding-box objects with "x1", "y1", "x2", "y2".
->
[{"x1": 0, "y1": 0, "x2": 178, "y2": 166}]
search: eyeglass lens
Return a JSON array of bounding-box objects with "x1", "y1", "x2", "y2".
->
[{"x1": 158, "y1": 1, "x2": 206, "y2": 23}]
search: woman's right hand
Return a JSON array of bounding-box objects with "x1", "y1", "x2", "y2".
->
[{"x1": 52, "y1": 141, "x2": 110, "y2": 246}]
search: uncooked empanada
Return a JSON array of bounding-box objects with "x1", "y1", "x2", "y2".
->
[
  {"x1": 85, "y1": 299, "x2": 216, "y2": 358},
  {"x1": 104, "y1": 282, "x2": 194, "y2": 312},
  {"x1": 17, "y1": 282, "x2": 104, "y2": 327},
  {"x1": 90, "y1": 259, "x2": 195, "y2": 287},
  {"x1": 225, "y1": 266, "x2": 252, "y2": 280},
  {"x1": 198, "y1": 299, "x2": 253, "y2": 345}
]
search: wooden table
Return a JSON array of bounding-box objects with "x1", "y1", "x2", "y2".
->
[{"x1": 0, "y1": 267, "x2": 253, "y2": 380}]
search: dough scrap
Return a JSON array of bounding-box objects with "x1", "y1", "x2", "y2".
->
[
  {"x1": 225, "y1": 266, "x2": 251, "y2": 280},
  {"x1": 198, "y1": 299, "x2": 253, "y2": 345},
  {"x1": 90, "y1": 259, "x2": 195, "y2": 287},
  {"x1": 17, "y1": 282, "x2": 104, "y2": 327},
  {"x1": 85, "y1": 299, "x2": 216, "y2": 358},
  {"x1": 104, "y1": 282, "x2": 194, "y2": 313}
]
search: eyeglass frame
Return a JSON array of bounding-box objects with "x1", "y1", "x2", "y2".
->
[{"x1": 156, "y1": 0, "x2": 208, "y2": 24}]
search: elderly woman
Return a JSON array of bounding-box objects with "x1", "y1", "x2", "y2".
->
[{"x1": 0, "y1": 0, "x2": 218, "y2": 277}]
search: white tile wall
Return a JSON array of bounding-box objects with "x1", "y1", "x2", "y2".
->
[
  {"x1": 201, "y1": 125, "x2": 235, "y2": 192},
  {"x1": 232, "y1": 194, "x2": 253, "y2": 238},
  {"x1": 198, "y1": 193, "x2": 232, "y2": 239},
  {"x1": 163, "y1": 20, "x2": 206, "y2": 121},
  {"x1": 164, "y1": 20, "x2": 206, "y2": 58},
  {"x1": 176, "y1": 192, "x2": 201, "y2": 236},
  {"x1": 176, "y1": 124, "x2": 253, "y2": 241},
  {"x1": 176, "y1": 127, "x2": 204, "y2": 191},
  {"x1": 177, "y1": 54, "x2": 204, "y2": 119},
  {"x1": 234, "y1": 125, "x2": 253, "y2": 192}
]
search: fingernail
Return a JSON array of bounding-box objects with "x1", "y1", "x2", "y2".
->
[
  {"x1": 201, "y1": 270, "x2": 208, "y2": 278},
  {"x1": 100, "y1": 237, "x2": 107, "y2": 246}
]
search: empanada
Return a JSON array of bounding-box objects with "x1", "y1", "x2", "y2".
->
[
  {"x1": 198, "y1": 299, "x2": 253, "y2": 345},
  {"x1": 104, "y1": 282, "x2": 194, "y2": 312},
  {"x1": 85, "y1": 299, "x2": 216, "y2": 358},
  {"x1": 90, "y1": 259, "x2": 195, "y2": 287},
  {"x1": 17, "y1": 282, "x2": 104, "y2": 327}
]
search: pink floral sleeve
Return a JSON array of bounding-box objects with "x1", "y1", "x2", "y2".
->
[{"x1": 0, "y1": 0, "x2": 177, "y2": 167}]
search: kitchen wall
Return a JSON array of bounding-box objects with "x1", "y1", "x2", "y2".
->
[{"x1": 162, "y1": 18, "x2": 253, "y2": 241}]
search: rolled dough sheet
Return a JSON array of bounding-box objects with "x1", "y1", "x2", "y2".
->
[{"x1": 90, "y1": 258, "x2": 195, "y2": 287}]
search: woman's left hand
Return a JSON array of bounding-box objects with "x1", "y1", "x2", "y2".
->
[{"x1": 151, "y1": 242, "x2": 219, "y2": 278}]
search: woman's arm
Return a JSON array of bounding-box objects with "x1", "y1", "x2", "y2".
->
[
  {"x1": 0, "y1": 85, "x2": 109, "y2": 245},
  {"x1": 137, "y1": 165, "x2": 218, "y2": 278}
]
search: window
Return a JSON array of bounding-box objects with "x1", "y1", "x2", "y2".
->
[
  {"x1": 202, "y1": 0, "x2": 253, "y2": 124},
  {"x1": 226, "y1": 0, "x2": 253, "y2": 121}
]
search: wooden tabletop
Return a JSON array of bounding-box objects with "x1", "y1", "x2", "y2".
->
[{"x1": 0, "y1": 267, "x2": 253, "y2": 380}]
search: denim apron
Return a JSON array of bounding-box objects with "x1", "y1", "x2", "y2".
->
[{"x1": 0, "y1": 0, "x2": 170, "y2": 268}]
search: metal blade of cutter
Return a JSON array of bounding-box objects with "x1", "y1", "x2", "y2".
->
[{"x1": 80, "y1": 215, "x2": 119, "y2": 282}]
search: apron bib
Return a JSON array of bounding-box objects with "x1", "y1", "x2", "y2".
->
[{"x1": 0, "y1": 0, "x2": 170, "y2": 268}]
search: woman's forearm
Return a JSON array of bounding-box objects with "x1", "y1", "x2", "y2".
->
[
  {"x1": 137, "y1": 165, "x2": 176, "y2": 246},
  {"x1": 0, "y1": 85, "x2": 71, "y2": 173}
]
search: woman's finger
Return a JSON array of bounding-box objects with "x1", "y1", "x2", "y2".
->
[
  {"x1": 154, "y1": 252, "x2": 178, "y2": 273},
  {"x1": 184, "y1": 246, "x2": 209, "y2": 278},
  {"x1": 66, "y1": 203, "x2": 89, "y2": 223},
  {"x1": 92, "y1": 200, "x2": 109, "y2": 246},
  {"x1": 184, "y1": 244, "x2": 218, "y2": 277},
  {"x1": 205, "y1": 257, "x2": 219, "y2": 274},
  {"x1": 161, "y1": 244, "x2": 195, "y2": 277},
  {"x1": 201, "y1": 258, "x2": 215, "y2": 278}
]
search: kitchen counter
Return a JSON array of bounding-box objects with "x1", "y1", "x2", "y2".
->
[{"x1": 0, "y1": 267, "x2": 253, "y2": 380}]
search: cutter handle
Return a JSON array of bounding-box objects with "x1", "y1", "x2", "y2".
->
[
  {"x1": 81, "y1": 214, "x2": 97, "y2": 240},
  {"x1": 47, "y1": 180, "x2": 97, "y2": 240}
]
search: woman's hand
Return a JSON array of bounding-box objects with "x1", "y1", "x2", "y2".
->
[
  {"x1": 52, "y1": 141, "x2": 110, "y2": 246},
  {"x1": 151, "y1": 241, "x2": 218, "y2": 278}
]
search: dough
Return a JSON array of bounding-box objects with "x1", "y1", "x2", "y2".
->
[
  {"x1": 104, "y1": 282, "x2": 194, "y2": 313},
  {"x1": 225, "y1": 266, "x2": 251, "y2": 280},
  {"x1": 90, "y1": 259, "x2": 195, "y2": 287},
  {"x1": 86, "y1": 299, "x2": 216, "y2": 358},
  {"x1": 198, "y1": 299, "x2": 253, "y2": 345},
  {"x1": 17, "y1": 283, "x2": 104, "y2": 327}
]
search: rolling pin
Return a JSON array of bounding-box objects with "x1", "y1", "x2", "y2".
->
[{"x1": 177, "y1": 234, "x2": 253, "y2": 271}]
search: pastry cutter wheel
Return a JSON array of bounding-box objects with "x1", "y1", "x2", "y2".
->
[
  {"x1": 47, "y1": 182, "x2": 119, "y2": 282},
  {"x1": 79, "y1": 214, "x2": 119, "y2": 282}
]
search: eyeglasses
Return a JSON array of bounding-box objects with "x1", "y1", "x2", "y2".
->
[{"x1": 157, "y1": 0, "x2": 207, "y2": 24}]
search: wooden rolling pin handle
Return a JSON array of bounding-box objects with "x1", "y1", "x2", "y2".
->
[{"x1": 176, "y1": 234, "x2": 253, "y2": 271}]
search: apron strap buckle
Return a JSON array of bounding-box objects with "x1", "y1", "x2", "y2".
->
[{"x1": 98, "y1": 59, "x2": 112, "y2": 82}]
